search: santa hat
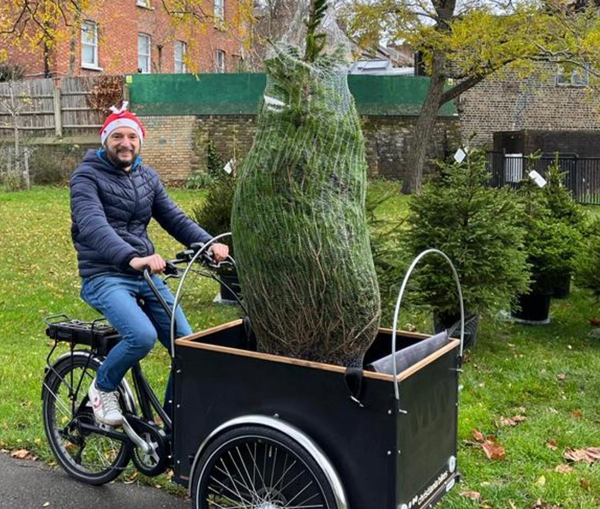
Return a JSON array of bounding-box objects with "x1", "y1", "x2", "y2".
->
[{"x1": 100, "y1": 102, "x2": 146, "y2": 145}]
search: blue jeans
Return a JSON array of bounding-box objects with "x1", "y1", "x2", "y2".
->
[{"x1": 80, "y1": 274, "x2": 192, "y2": 415}]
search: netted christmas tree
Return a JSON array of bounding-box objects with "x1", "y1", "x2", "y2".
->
[{"x1": 231, "y1": 0, "x2": 380, "y2": 368}]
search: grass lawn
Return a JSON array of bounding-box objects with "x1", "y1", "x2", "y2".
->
[{"x1": 1, "y1": 186, "x2": 600, "y2": 508}]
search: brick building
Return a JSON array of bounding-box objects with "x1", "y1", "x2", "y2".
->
[
  {"x1": 2, "y1": 0, "x2": 247, "y2": 78},
  {"x1": 458, "y1": 63, "x2": 600, "y2": 150}
]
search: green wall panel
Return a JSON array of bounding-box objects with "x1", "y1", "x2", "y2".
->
[{"x1": 126, "y1": 73, "x2": 457, "y2": 117}]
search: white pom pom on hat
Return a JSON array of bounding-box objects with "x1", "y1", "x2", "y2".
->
[{"x1": 100, "y1": 102, "x2": 146, "y2": 145}]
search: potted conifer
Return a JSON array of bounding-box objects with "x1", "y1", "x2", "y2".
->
[
  {"x1": 406, "y1": 149, "x2": 530, "y2": 348},
  {"x1": 542, "y1": 155, "x2": 584, "y2": 298},
  {"x1": 511, "y1": 176, "x2": 579, "y2": 323}
]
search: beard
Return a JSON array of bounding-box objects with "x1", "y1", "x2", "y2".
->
[{"x1": 105, "y1": 146, "x2": 138, "y2": 169}]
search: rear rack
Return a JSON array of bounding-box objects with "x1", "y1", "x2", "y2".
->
[{"x1": 44, "y1": 314, "x2": 120, "y2": 357}]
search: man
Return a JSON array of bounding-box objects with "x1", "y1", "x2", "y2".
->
[{"x1": 70, "y1": 103, "x2": 228, "y2": 426}]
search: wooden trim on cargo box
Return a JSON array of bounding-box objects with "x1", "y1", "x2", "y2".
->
[{"x1": 176, "y1": 320, "x2": 460, "y2": 382}]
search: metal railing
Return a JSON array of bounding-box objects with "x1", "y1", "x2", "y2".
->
[{"x1": 487, "y1": 151, "x2": 600, "y2": 205}]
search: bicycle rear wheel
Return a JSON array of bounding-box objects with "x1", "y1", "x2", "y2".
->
[{"x1": 42, "y1": 353, "x2": 131, "y2": 485}]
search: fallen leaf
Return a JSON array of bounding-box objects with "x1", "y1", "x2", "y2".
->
[
  {"x1": 555, "y1": 464, "x2": 574, "y2": 474},
  {"x1": 472, "y1": 429, "x2": 485, "y2": 443},
  {"x1": 556, "y1": 374, "x2": 566, "y2": 381},
  {"x1": 459, "y1": 490, "x2": 480, "y2": 501},
  {"x1": 481, "y1": 440, "x2": 506, "y2": 460},
  {"x1": 564, "y1": 447, "x2": 600, "y2": 464},
  {"x1": 580, "y1": 478, "x2": 591, "y2": 490},
  {"x1": 499, "y1": 415, "x2": 527, "y2": 427},
  {"x1": 588, "y1": 317, "x2": 600, "y2": 327},
  {"x1": 10, "y1": 449, "x2": 36, "y2": 460},
  {"x1": 546, "y1": 440, "x2": 558, "y2": 451},
  {"x1": 536, "y1": 475, "x2": 546, "y2": 486},
  {"x1": 571, "y1": 409, "x2": 582, "y2": 419}
]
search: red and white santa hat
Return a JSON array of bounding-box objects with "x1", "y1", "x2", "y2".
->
[{"x1": 100, "y1": 102, "x2": 146, "y2": 145}]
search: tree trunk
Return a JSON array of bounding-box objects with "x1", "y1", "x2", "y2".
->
[{"x1": 401, "y1": 49, "x2": 447, "y2": 194}]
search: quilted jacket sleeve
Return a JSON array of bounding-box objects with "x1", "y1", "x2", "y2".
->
[
  {"x1": 150, "y1": 171, "x2": 213, "y2": 247},
  {"x1": 71, "y1": 170, "x2": 139, "y2": 270}
]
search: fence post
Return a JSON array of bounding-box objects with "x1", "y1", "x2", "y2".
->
[{"x1": 53, "y1": 83, "x2": 63, "y2": 137}]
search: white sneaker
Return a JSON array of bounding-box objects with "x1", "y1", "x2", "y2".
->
[{"x1": 88, "y1": 380, "x2": 123, "y2": 427}]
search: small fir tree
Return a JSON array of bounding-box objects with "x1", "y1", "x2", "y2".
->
[
  {"x1": 406, "y1": 149, "x2": 530, "y2": 317},
  {"x1": 517, "y1": 176, "x2": 580, "y2": 294}
]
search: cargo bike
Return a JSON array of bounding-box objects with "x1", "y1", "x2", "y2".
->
[{"x1": 42, "y1": 235, "x2": 465, "y2": 509}]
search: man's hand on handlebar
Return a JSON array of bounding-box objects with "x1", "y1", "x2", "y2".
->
[
  {"x1": 130, "y1": 254, "x2": 166, "y2": 274},
  {"x1": 210, "y1": 243, "x2": 229, "y2": 263}
]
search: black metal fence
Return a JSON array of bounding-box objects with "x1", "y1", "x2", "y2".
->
[{"x1": 487, "y1": 152, "x2": 600, "y2": 205}]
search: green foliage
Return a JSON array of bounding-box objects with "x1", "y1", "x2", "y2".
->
[
  {"x1": 543, "y1": 154, "x2": 586, "y2": 230},
  {"x1": 574, "y1": 217, "x2": 600, "y2": 298},
  {"x1": 304, "y1": 0, "x2": 328, "y2": 62},
  {"x1": 207, "y1": 140, "x2": 226, "y2": 179},
  {"x1": 406, "y1": 150, "x2": 530, "y2": 316},
  {"x1": 185, "y1": 172, "x2": 215, "y2": 190},
  {"x1": 366, "y1": 180, "x2": 411, "y2": 325},
  {"x1": 517, "y1": 176, "x2": 581, "y2": 293},
  {"x1": 191, "y1": 172, "x2": 236, "y2": 253}
]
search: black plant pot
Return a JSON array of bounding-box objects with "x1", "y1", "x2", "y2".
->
[
  {"x1": 218, "y1": 272, "x2": 242, "y2": 303},
  {"x1": 433, "y1": 311, "x2": 479, "y2": 350},
  {"x1": 511, "y1": 292, "x2": 552, "y2": 324},
  {"x1": 552, "y1": 273, "x2": 572, "y2": 299}
]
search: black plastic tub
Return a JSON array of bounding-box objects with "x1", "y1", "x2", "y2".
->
[
  {"x1": 172, "y1": 319, "x2": 461, "y2": 509},
  {"x1": 552, "y1": 274, "x2": 571, "y2": 299},
  {"x1": 511, "y1": 292, "x2": 552, "y2": 324}
]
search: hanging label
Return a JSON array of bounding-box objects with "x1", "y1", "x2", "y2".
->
[
  {"x1": 529, "y1": 170, "x2": 547, "y2": 188},
  {"x1": 454, "y1": 148, "x2": 467, "y2": 164}
]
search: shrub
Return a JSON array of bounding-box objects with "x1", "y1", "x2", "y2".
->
[
  {"x1": 574, "y1": 217, "x2": 600, "y2": 297},
  {"x1": 406, "y1": 149, "x2": 530, "y2": 316},
  {"x1": 517, "y1": 176, "x2": 580, "y2": 293}
]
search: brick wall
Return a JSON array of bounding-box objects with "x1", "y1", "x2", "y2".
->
[
  {"x1": 141, "y1": 115, "x2": 199, "y2": 181},
  {"x1": 139, "y1": 113, "x2": 461, "y2": 182},
  {"x1": 459, "y1": 66, "x2": 600, "y2": 149}
]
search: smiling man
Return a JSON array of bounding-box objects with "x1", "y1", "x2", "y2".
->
[{"x1": 69, "y1": 103, "x2": 228, "y2": 426}]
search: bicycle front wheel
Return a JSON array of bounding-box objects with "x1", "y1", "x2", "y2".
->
[
  {"x1": 192, "y1": 426, "x2": 340, "y2": 509},
  {"x1": 42, "y1": 353, "x2": 131, "y2": 485}
]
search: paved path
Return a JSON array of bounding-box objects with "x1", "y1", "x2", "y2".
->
[{"x1": 0, "y1": 453, "x2": 189, "y2": 509}]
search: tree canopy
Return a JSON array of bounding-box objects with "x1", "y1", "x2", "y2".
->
[{"x1": 341, "y1": 0, "x2": 600, "y2": 192}]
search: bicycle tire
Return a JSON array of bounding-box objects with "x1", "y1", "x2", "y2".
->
[
  {"x1": 191, "y1": 425, "x2": 340, "y2": 509},
  {"x1": 42, "y1": 353, "x2": 132, "y2": 485}
]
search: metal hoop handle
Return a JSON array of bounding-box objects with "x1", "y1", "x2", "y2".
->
[
  {"x1": 169, "y1": 232, "x2": 235, "y2": 357},
  {"x1": 391, "y1": 249, "x2": 464, "y2": 401}
]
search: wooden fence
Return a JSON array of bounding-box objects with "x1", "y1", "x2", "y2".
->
[{"x1": 0, "y1": 76, "x2": 123, "y2": 138}]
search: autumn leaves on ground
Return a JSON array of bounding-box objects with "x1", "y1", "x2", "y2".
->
[{"x1": 1, "y1": 187, "x2": 600, "y2": 508}]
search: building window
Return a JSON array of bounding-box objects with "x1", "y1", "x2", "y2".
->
[
  {"x1": 214, "y1": 0, "x2": 224, "y2": 20},
  {"x1": 174, "y1": 41, "x2": 187, "y2": 73},
  {"x1": 81, "y1": 21, "x2": 99, "y2": 68},
  {"x1": 138, "y1": 34, "x2": 151, "y2": 73},
  {"x1": 215, "y1": 50, "x2": 226, "y2": 73},
  {"x1": 556, "y1": 63, "x2": 589, "y2": 87}
]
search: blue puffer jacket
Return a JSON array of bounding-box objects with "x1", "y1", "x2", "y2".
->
[{"x1": 71, "y1": 149, "x2": 212, "y2": 278}]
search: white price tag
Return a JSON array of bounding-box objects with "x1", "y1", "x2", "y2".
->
[
  {"x1": 528, "y1": 170, "x2": 547, "y2": 188},
  {"x1": 223, "y1": 159, "x2": 234, "y2": 175},
  {"x1": 454, "y1": 148, "x2": 467, "y2": 164}
]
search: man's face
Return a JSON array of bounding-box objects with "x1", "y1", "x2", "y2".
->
[{"x1": 104, "y1": 127, "x2": 141, "y2": 170}]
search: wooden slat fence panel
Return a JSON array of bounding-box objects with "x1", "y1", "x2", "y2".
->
[{"x1": 0, "y1": 76, "x2": 122, "y2": 138}]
